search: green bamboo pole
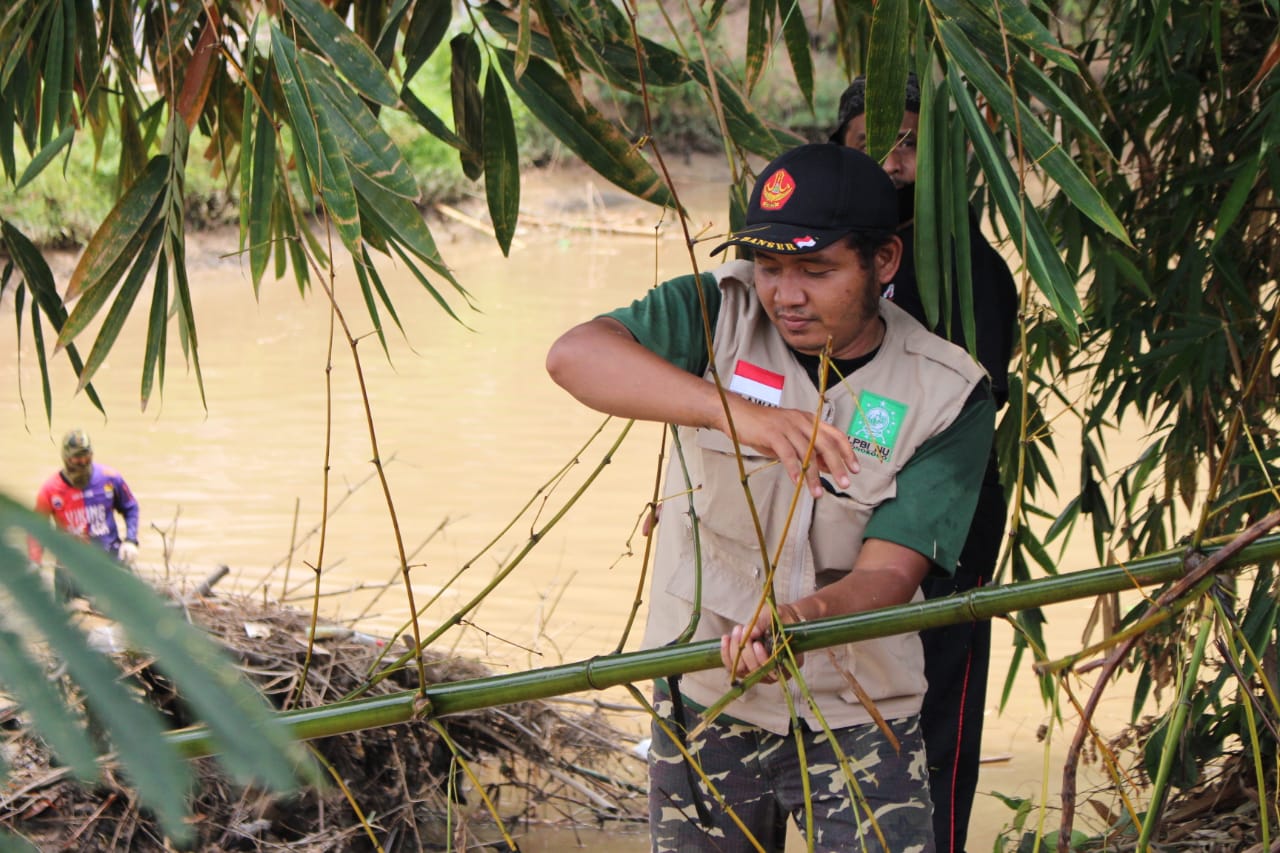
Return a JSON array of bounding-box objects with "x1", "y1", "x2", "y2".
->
[
  {"x1": 167, "y1": 534, "x2": 1280, "y2": 760},
  {"x1": 1138, "y1": 606, "x2": 1213, "y2": 849}
]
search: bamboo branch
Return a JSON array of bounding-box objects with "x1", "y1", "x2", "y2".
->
[
  {"x1": 1056, "y1": 510, "x2": 1280, "y2": 850},
  {"x1": 167, "y1": 532, "x2": 1280, "y2": 760}
]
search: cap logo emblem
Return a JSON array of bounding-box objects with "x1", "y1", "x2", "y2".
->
[
  {"x1": 759, "y1": 169, "x2": 796, "y2": 210},
  {"x1": 792, "y1": 236, "x2": 816, "y2": 248}
]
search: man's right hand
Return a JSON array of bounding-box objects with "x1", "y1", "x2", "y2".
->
[
  {"x1": 548, "y1": 317, "x2": 859, "y2": 498},
  {"x1": 715, "y1": 396, "x2": 859, "y2": 499}
]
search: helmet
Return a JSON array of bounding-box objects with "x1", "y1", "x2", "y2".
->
[{"x1": 61, "y1": 429, "x2": 93, "y2": 463}]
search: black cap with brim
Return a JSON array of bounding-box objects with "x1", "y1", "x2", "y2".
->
[
  {"x1": 710, "y1": 143, "x2": 897, "y2": 257},
  {"x1": 709, "y1": 223, "x2": 855, "y2": 257}
]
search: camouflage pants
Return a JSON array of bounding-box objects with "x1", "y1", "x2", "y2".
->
[{"x1": 648, "y1": 683, "x2": 934, "y2": 853}]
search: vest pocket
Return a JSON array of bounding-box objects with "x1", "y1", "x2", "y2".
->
[
  {"x1": 661, "y1": 429, "x2": 786, "y2": 624},
  {"x1": 809, "y1": 491, "x2": 874, "y2": 572},
  {"x1": 830, "y1": 635, "x2": 927, "y2": 706}
]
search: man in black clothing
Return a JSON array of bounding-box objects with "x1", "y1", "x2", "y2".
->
[{"x1": 831, "y1": 74, "x2": 1019, "y2": 853}]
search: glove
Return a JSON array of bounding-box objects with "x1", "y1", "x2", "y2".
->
[{"x1": 118, "y1": 540, "x2": 139, "y2": 568}]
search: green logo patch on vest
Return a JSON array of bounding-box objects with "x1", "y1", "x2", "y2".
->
[{"x1": 848, "y1": 391, "x2": 908, "y2": 463}]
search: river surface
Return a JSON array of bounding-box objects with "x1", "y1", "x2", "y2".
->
[{"x1": 0, "y1": 156, "x2": 1151, "y2": 850}]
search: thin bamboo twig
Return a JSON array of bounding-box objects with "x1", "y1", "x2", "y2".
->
[
  {"x1": 281, "y1": 496, "x2": 300, "y2": 600},
  {"x1": 1139, "y1": 605, "x2": 1213, "y2": 848},
  {"x1": 311, "y1": 744, "x2": 386, "y2": 853},
  {"x1": 349, "y1": 417, "x2": 620, "y2": 694},
  {"x1": 427, "y1": 718, "x2": 519, "y2": 852},
  {"x1": 357, "y1": 421, "x2": 635, "y2": 698},
  {"x1": 1212, "y1": 594, "x2": 1273, "y2": 848},
  {"x1": 622, "y1": 684, "x2": 765, "y2": 852}
]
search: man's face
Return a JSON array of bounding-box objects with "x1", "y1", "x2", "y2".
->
[
  {"x1": 63, "y1": 450, "x2": 92, "y2": 487},
  {"x1": 754, "y1": 239, "x2": 901, "y2": 360},
  {"x1": 839, "y1": 111, "x2": 920, "y2": 188}
]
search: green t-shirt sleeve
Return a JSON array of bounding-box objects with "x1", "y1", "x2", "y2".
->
[
  {"x1": 599, "y1": 272, "x2": 721, "y2": 375},
  {"x1": 863, "y1": 393, "x2": 995, "y2": 574}
]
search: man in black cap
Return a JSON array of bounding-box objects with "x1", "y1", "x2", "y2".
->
[
  {"x1": 832, "y1": 74, "x2": 1019, "y2": 853},
  {"x1": 548, "y1": 143, "x2": 994, "y2": 851}
]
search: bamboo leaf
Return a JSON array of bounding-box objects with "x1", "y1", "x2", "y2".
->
[
  {"x1": 945, "y1": 66, "x2": 1083, "y2": 338},
  {"x1": 140, "y1": 250, "x2": 168, "y2": 410},
  {"x1": 386, "y1": 238, "x2": 471, "y2": 326},
  {"x1": 778, "y1": 1, "x2": 813, "y2": 109},
  {"x1": 494, "y1": 50, "x2": 675, "y2": 209},
  {"x1": 372, "y1": 0, "x2": 414, "y2": 67},
  {"x1": 238, "y1": 16, "x2": 261, "y2": 246},
  {"x1": 151, "y1": 0, "x2": 205, "y2": 76},
  {"x1": 64, "y1": 155, "x2": 168, "y2": 304},
  {"x1": 949, "y1": 105, "x2": 976, "y2": 356},
  {"x1": 282, "y1": 0, "x2": 399, "y2": 107},
  {"x1": 349, "y1": 170, "x2": 463, "y2": 297},
  {"x1": 353, "y1": 249, "x2": 393, "y2": 355},
  {"x1": 30, "y1": 300, "x2": 53, "y2": 425},
  {"x1": 246, "y1": 71, "x2": 278, "y2": 291},
  {"x1": 0, "y1": 623, "x2": 99, "y2": 780},
  {"x1": 706, "y1": 0, "x2": 728, "y2": 28},
  {"x1": 744, "y1": 0, "x2": 767, "y2": 93},
  {"x1": 272, "y1": 26, "x2": 363, "y2": 257},
  {"x1": 298, "y1": 51, "x2": 418, "y2": 200},
  {"x1": 1, "y1": 222, "x2": 104, "y2": 418},
  {"x1": 915, "y1": 76, "x2": 944, "y2": 331},
  {"x1": 60, "y1": 197, "x2": 164, "y2": 355},
  {"x1": 401, "y1": 86, "x2": 467, "y2": 150},
  {"x1": 38, "y1": 0, "x2": 64, "y2": 146},
  {"x1": 479, "y1": 3, "x2": 796, "y2": 157},
  {"x1": 989, "y1": 0, "x2": 1076, "y2": 67},
  {"x1": 483, "y1": 65, "x2": 519, "y2": 257},
  {"x1": 175, "y1": 14, "x2": 219, "y2": 131},
  {"x1": 1209, "y1": 150, "x2": 1262, "y2": 250},
  {"x1": 0, "y1": 0, "x2": 49, "y2": 90},
  {"x1": 865, "y1": 0, "x2": 911, "y2": 162},
  {"x1": 936, "y1": 19, "x2": 1130, "y2": 245},
  {"x1": 3, "y1": 524, "x2": 195, "y2": 841},
  {"x1": 400, "y1": 0, "x2": 451, "y2": 82},
  {"x1": 15, "y1": 124, "x2": 73, "y2": 190},
  {"x1": 166, "y1": 211, "x2": 207, "y2": 411},
  {"x1": 533, "y1": 0, "x2": 584, "y2": 102},
  {"x1": 6, "y1": 495, "x2": 312, "y2": 799},
  {"x1": 514, "y1": 0, "x2": 533, "y2": 78},
  {"x1": 450, "y1": 32, "x2": 485, "y2": 181},
  {"x1": 77, "y1": 224, "x2": 164, "y2": 393}
]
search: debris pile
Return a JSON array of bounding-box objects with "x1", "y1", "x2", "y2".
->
[{"x1": 0, "y1": 593, "x2": 648, "y2": 851}]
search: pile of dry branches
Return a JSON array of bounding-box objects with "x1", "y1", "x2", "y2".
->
[{"x1": 0, "y1": 592, "x2": 647, "y2": 851}]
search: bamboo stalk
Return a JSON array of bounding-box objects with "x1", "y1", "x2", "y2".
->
[{"x1": 166, "y1": 533, "x2": 1280, "y2": 760}]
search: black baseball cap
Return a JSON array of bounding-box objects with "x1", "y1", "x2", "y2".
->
[{"x1": 710, "y1": 143, "x2": 898, "y2": 257}]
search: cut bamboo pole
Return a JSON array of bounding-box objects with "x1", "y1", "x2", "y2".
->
[{"x1": 166, "y1": 533, "x2": 1280, "y2": 760}]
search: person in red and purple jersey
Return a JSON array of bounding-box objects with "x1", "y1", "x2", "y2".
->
[{"x1": 29, "y1": 429, "x2": 141, "y2": 600}]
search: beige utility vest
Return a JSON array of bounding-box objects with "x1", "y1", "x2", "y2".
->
[{"x1": 644, "y1": 260, "x2": 985, "y2": 734}]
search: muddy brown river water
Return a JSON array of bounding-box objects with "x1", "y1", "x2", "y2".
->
[{"x1": 1, "y1": 156, "x2": 1153, "y2": 850}]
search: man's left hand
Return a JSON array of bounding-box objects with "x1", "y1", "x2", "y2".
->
[
  {"x1": 118, "y1": 540, "x2": 139, "y2": 567},
  {"x1": 720, "y1": 603, "x2": 803, "y2": 684}
]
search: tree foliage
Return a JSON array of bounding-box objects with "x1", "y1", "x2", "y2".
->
[{"x1": 1, "y1": 0, "x2": 1278, "y2": 844}]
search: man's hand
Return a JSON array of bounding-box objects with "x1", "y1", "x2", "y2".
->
[
  {"x1": 720, "y1": 603, "x2": 803, "y2": 685},
  {"x1": 549, "y1": 318, "x2": 858, "y2": 500},
  {"x1": 717, "y1": 398, "x2": 858, "y2": 499},
  {"x1": 118, "y1": 540, "x2": 138, "y2": 568}
]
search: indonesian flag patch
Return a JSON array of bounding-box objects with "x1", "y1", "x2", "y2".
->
[{"x1": 728, "y1": 359, "x2": 784, "y2": 407}]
